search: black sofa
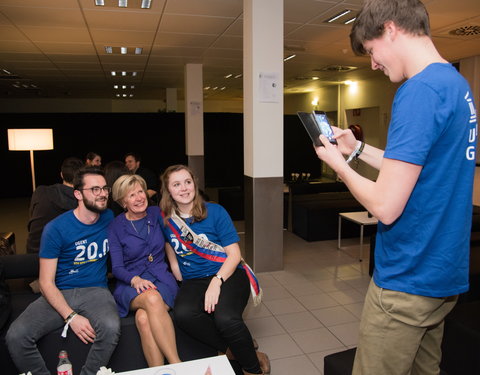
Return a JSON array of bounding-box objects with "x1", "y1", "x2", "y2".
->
[
  {"x1": 290, "y1": 182, "x2": 376, "y2": 242},
  {"x1": 0, "y1": 253, "x2": 227, "y2": 375}
]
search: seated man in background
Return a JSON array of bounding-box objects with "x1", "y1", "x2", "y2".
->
[
  {"x1": 124, "y1": 152, "x2": 159, "y2": 204},
  {"x1": 6, "y1": 167, "x2": 121, "y2": 375},
  {"x1": 26, "y1": 157, "x2": 84, "y2": 254}
]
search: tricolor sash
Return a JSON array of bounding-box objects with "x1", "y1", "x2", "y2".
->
[{"x1": 163, "y1": 210, "x2": 263, "y2": 306}]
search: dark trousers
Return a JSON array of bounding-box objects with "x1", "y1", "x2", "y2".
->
[{"x1": 174, "y1": 268, "x2": 261, "y2": 373}]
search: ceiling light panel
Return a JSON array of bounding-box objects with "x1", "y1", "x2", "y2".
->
[
  {"x1": 95, "y1": 0, "x2": 152, "y2": 8},
  {"x1": 104, "y1": 46, "x2": 144, "y2": 55},
  {"x1": 323, "y1": 9, "x2": 359, "y2": 25}
]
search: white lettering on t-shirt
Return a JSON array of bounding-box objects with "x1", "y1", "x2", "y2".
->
[{"x1": 465, "y1": 91, "x2": 477, "y2": 161}]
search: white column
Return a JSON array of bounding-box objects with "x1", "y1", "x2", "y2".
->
[
  {"x1": 184, "y1": 64, "x2": 205, "y2": 189},
  {"x1": 243, "y1": 0, "x2": 284, "y2": 272}
]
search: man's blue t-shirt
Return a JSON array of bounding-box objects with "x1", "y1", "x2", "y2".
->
[
  {"x1": 161, "y1": 202, "x2": 240, "y2": 279},
  {"x1": 40, "y1": 209, "x2": 114, "y2": 290},
  {"x1": 375, "y1": 63, "x2": 477, "y2": 297}
]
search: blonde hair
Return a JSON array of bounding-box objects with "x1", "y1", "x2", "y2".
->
[
  {"x1": 112, "y1": 174, "x2": 148, "y2": 207},
  {"x1": 160, "y1": 164, "x2": 206, "y2": 224}
]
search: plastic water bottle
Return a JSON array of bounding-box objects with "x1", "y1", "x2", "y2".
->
[{"x1": 57, "y1": 350, "x2": 73, "y2": 375}]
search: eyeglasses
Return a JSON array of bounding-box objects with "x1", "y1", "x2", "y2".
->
[{"x1": 79, "y1": 186, "x2": 111, "y2": 196}]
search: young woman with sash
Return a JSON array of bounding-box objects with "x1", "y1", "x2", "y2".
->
[{"x1": 160, "y1": 164, "x2": 270, "y2": 375}]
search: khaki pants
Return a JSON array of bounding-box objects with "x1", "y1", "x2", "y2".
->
[{"x1": 352, "y1": 280, "x2": 457, "y2": 375}]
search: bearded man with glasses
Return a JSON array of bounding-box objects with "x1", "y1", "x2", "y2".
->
[{"x1": 6, "y1": 167, "x2": 120, "y2": 375}]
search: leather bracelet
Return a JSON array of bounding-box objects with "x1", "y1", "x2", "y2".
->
[
  {"x1": 215, "y1": 274, "x2": 224, "y2": 284},
  {"x1": 346, "y1": 141, "x2": 365, "y2": 164},
  {"x1": 64, "y1": 311, "x2": 77, "y2": 323},
  {"x1": 355, "y1": 141, "x2": 365, "y2": 160}
]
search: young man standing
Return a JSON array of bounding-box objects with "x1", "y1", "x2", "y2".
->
[
  {"x1": 7, "y1": 167, "x2": 120, "y2": 375},
  {"x1": 314, "y1": 0, "x2": 477, "y2": 374}
]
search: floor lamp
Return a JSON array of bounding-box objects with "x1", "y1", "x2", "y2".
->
[{"x1": 8, "y1": 128, "x2": 54, "y2": 192}]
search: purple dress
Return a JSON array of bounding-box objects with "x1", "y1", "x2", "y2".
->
[{"x1": 108, "y1": 206, "x2": 179, "y2": 317}]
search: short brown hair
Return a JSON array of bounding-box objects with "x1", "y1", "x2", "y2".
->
[
  {"x1": 160, "y1": 164, "x2": 207, "y2": 224},
  {"x1": 350, "y1": 0, "x2": 430, "y2": 55}
]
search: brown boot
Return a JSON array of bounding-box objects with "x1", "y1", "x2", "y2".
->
[{"x1": 256, "y1": 351, "x2": 271, "y2": 374}]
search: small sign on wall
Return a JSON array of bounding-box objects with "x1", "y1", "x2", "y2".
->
[{"x1": 259, "y1": 72, "x2": 280, "y2": 103}]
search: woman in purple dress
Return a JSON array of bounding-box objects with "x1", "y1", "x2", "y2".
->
[{"x1": 108, "y1": 174, "x2": 180, "y2": 366}]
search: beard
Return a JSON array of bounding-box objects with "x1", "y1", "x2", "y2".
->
[{"x1": 83, "y1": 195, "x2": 108, "y2": 214}]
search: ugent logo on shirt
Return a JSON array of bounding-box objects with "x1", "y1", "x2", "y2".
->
[
  {"x1": 466, "y1": 91, "x2": 477, "y2": 161},
  {"x1": 73, "y1": 239, "x2": 109, "y2": 265}
]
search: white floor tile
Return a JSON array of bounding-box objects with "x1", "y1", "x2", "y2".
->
[
  {"x1": 328, "y1": 288, "x2": 365, "y2": 305},
  {"x1": 255, "y1": 334, "x2": 303, "y2": 360},
  {"x1": 311, "y1": 305, "x2": 358, "y2": 327},
  {"x1": 271, "y1": 354, "x2": 322, "y2": 375},
  {"x1": 296, "y1": 292, "x2": 340, "y2": 310},
  {"x1": 290, "y1": 327, "x2": 345, "y2": 354},
  {"x1": 275, "y1": 311, "x2": 324, "y2": 333},
  {"x1": 263, "y1": 297, "x2": 307, "y2": 315},
  {"x1": 245, "y1": 316, "x2": 286, "y2": 338},
  {"x1": 328, "y1": 321, "x2": 360, "y2": 346}
]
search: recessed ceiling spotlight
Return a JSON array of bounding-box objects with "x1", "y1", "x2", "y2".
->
[
  {"x1": 213, "y1": 87, "x2": 218, "y2": 90},
  {"x1": 220, "y1": 87, "x2": 226, "y2": 90},
  {"x1": 135, "y1": 47, "x2": 143, "y2": 55},
  {"x1": 95, "y1": 0, "x2": 105, "y2": 6},
  {"x1": 105, "y1": 46, "x2": 113, "y2": 54},
  {"x1": 312, "y1": 77, "x2": 319, "y2": 80},
  {"x1": 122, "y1": 71, "x2": 127, "y2": 76},
  {"x1": 344, "y1": 17, "x2": 356, "y2": 25},
  {"x1": 234, "y1": 74, "x2": 242, "y2": 79},
  {"x1": 2, "y1": 69, "x2": 12, "y2": 75},
  {"x1": 129, "y1": 94, "x2": 134, "y2": 97},
  {"x1": 120, "y1": 47, "x2": 128, "y2": 54},
  {"x1": 111, "y1": 71, "x2": 116, "y2": 76},
  {"x1": 204, "y1": 86, "x2": 210, "y2": 90},
  {"x1": 224, "y1": 74, "x2": 233, "y2": 78},
  {"x1": 114, "y1": 85, "x2": 119, "y2": 89},
  {"x1": 132, "y1": 72, "x2": 137, "y2": 76},
  {"x1": 116, "y1": 94, "x2": 120, "y2": 97},
  {"x1": 118, "y1": 0, "x2": 128, "y2": 8}
]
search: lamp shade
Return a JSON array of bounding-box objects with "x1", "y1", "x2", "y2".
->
[{"x1": 8, "y1": 128, "x2": 54, "y2": 151}]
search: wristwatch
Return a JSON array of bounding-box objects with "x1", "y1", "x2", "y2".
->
[{"x1": 215, "y1": 274, "x2": 225, "y2": 284}]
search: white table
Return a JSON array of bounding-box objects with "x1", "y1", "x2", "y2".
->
[
  {"x1": 338, "y1": 211, "x2": 378, "y2": 261},
  {"x1": 116, "y1": 355, "x2": 235, "y2": 375}
]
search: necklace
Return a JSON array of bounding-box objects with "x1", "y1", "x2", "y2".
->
[{"x1": 129, "y1": 217, "x2": 153, "y2": 262}]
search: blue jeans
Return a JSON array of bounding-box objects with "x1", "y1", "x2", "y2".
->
[{"x1": 6, "y1": 287, "x2": 121, "y2": 375}]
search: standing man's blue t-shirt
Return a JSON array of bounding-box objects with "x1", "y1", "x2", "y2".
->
[
  {"x1": 40, "y1": 209, "x2": 114, "y2": 290},
  {"x1": 375, "y1": 63, "x2": 477, "y2": 297}
]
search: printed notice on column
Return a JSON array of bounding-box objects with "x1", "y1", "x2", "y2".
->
[{"x1": 259, "y1": 72, "x2": 281, "y2": 103}]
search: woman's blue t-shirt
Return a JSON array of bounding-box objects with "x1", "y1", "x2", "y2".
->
[{"x1": 161, "y1": 202, "x2": 240, "y2": 279}]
